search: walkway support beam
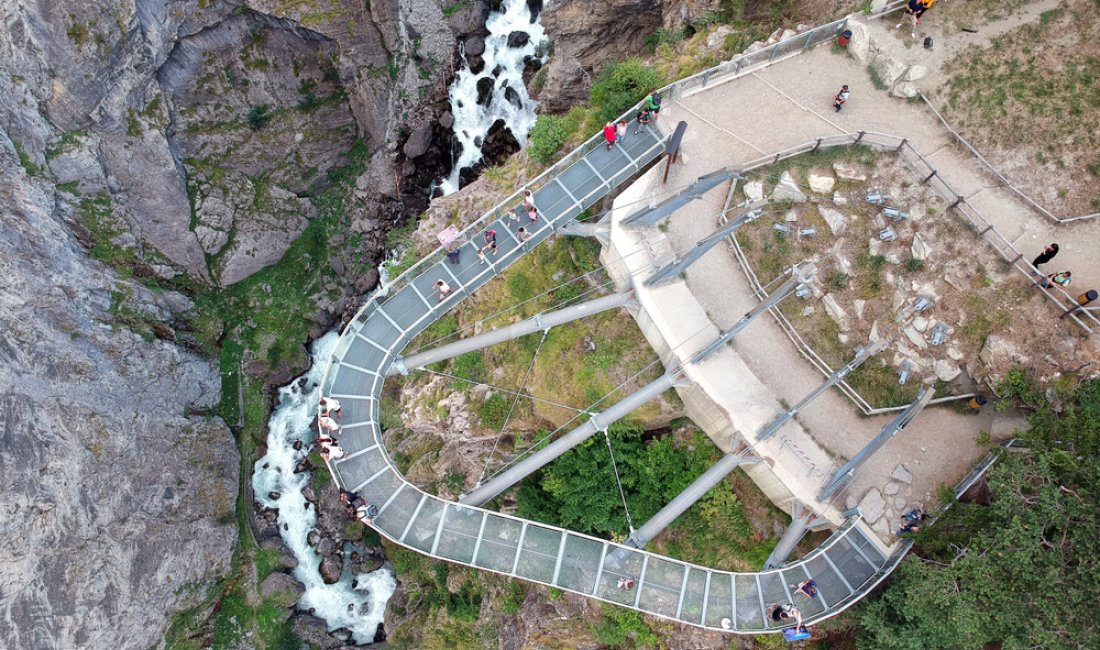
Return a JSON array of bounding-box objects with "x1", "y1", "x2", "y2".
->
[
  {"x1": 388, "y1": 292, "x2": 633, "y2": 376},
  {"x1": 622, "y1": 169, "x2": 739, "y2": 228},
  {"x1": 757, "y1": 339, "x2": 887, "y2": 442},
  {"x1": 460, "y1": 372, "x2": 682, "y2": 507},
  {"x1": 625, "y1": 445, "x2": 758, "y2": 549},
  {"x1": 645, "y1": 201, "x2": 772, "y2": 287},
  {"x1": 763, "y1": 501, "x2": 822, "y2": 569},
  {"x1": 690, "y1": 262, "x2": 816, "y2": 362},
  {"x1": 818, "y1": 387, "x2": 935, "y2": 501}
]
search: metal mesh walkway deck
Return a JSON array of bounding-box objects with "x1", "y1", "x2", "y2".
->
[{"x1": 320, "y1": 120, "x2": 903, "y2": 632}]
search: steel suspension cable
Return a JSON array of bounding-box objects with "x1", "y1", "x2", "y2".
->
[
  {"x1": 477, "y1": 328, "x2": 550, "y2": 486},
  {"x1": 602, "y1": 427, "x2": 636, "y2": 534}
]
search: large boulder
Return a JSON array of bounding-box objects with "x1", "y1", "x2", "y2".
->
[
  {"x1": 819, "y1": 206, "x2": 847, "y2": 235},
  {"x1": 770, "y1": 170, "x2": 807, "y2": 202}
]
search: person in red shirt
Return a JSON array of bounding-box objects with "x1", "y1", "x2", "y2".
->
[{"x1": 603, "y1": 122, "x2": 616, "y2": 150}]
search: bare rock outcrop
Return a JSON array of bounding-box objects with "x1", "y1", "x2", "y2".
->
[
  {"x1": 0, "y1": 132, "x2": 239, "y2": 650},
  {"x1": 537, "y1": 0, "x2": 664, "y2": 112}
]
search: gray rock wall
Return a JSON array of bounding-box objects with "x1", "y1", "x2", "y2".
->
[{"x1": 0, "y1": 130, "x2": 239, "y2": 650}]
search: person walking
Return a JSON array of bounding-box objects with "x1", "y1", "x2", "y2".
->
[
  {"x1": 897, "y1": 0, "x2": 936, "y2": 35},
  {"x1": 446, "y1": 241, "x2": 461, "y2": 264},
  {"x1": 1032, "y1": 243, "x2": 1060, "y2": 268},
  {"x1": 1061, "y1": 289, "x2": 1098, "y2": 319},
  {"x1": 603, "y1": 121, "x2": 617, "y2": 150},
  {"x1": 833, "y1": 85, "x2": 850, "y2": 112},
  {"x1": 634, "y1": 106, "x2": 652, "y2": 134},
  {"x1": 616, "y1": 118, "x2": 628, "y2": 144},
  {"x1": 523, "y1": 189, "x2": 538, "y2": 222},
  {"x1": 478, "y1": 228, "x2": 498, "y2": 262},
  {"x1": 516, "y1": 227, "x2": 532, "y2": 242}
]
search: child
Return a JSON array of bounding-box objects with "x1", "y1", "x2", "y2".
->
[
  {"x1": 833, "y1": 85, "x2": 850, "y2": 112},
  {"x1": 616, "y1": 118, "x2": 628, "y2": 143},
  {"x1": 435, "y1": 279, "x2": 453, "y2": 302},
  {"x1": 791, "y1": 578, "x2": 818, "y2": 600},
  {"x1": 603, "y1": 121, "x2": 616, "y2": 150},
  {"x1": 523, "y1": 189, "x2": 538, "y2": 221},
  {"x1": 516, "y1": 227, "x2": 532, "y2": 242},
  {"x1": 634, "y1": 106, "x2": 652, "y2": 134},
  {"x1": 897, "y1": 0, "x2": 936, "y2": 35}
]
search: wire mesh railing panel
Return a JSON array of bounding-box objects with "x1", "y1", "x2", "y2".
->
[
  {"x1": 595, "y1": 548, "x2": 645, "y2": 605},
  {"x1": 636, "y1": 556, "x2": 686, "y2": 618},
  {"x1": 849, "y1": 528, "x2": 886, "y2": 565},
  {"x1": 806, "y1": 553, "x2": 851, "y2": 605},
  {"x1": 704, "y1": 571, "x2": 734, "y2": 629},
  {"x1": 735, "y1": 574, "x2": 765, "y2": 629},
  {"x1": 335, "y1": 444, "x2": 385, "y2": 485},
  {"x1": 373, "y1": 483, "x2": 420, "y2": 538},
  {"x1": 515, "y1": 525, "x2": 562, "y2": 583},
  {"x1": 436, "y1": 505, "x2": 484, "y2": 564},
  {"x1": 474, "y1": 514, "x2": 523, "y2": 573},
  {"x1": 403, "y1": 497, "x2": 444, "y2": 552},
  {"x1": 825, "y1": 538, "x2": 876, "y2": 589},
  {"x1": 679, "y1": 567, "x2": 709, "y2": 625},
  {"x1": 556, "y1": 534, "x2": 604, "y2": 594},
  {"x1": 357, "y1": 467, "x2": 403, "y2": 514},
  {"x1": 758, "y1": 572, "x2": 789, "y2": 628}
]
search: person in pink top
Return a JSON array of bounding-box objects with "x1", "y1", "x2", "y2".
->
[{"x1": 603, "y1": 122, "x2": 616, "y2": 150}]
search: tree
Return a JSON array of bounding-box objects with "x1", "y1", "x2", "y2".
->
[
  {"x1": 859, "y1": 371, "x2": 1100, "y2": 649},
  {"x1": 589, "y1": 59, "x2": 666, "y2": 123}
]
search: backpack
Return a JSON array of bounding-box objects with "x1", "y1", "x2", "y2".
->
[{"x1": 651, "y1": 92, "x2": 662, "y2": 107}]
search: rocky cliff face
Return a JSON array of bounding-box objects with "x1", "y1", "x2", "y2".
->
[
  {"x1": 3, "y1": 0, "x2": 489, "y2": 287},
  {"x1": 0, "y1": 130, "x2": 239, "y2": 649}
]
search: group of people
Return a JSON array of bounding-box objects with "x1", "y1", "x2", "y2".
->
[
  {"x1": 339, "y1": 488, "x2": 379, "y2": 525},
  {"x1": 314, "y1": 395, "x2": 346, "y2": 461},
  {"x1": 1030, "y1": 243, "x2": 1097, "y2": 319},
  {"x1": 603, "y1": 90, "x2": 661, "y2": 150}
]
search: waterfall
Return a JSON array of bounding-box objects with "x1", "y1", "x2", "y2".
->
[
  {"x1": 252, "y1": 332, "x2": 396, "y2": 645},
  {"x1": 437, "y1": 0, "x2": 546, "y2": 195}
]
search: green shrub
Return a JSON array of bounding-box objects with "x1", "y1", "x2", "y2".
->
[
  {"x1": 451, "y1": 351, "x2": 486, "y2": 383},
  {"x1": 528, "y1": 113, "x2": 573, "y2": 165},
  {"x1": 479, "y1": 392, "x2": 510, "y2": 430},
  {"x1": 247, "y1": 104, "x2": 271, "y2": 130},
  {"x1": 589, "y1": 59, "x2": 666, "y2": 123}
]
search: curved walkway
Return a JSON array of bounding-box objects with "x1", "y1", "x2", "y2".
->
[{"x1": 319, "y1": 121, "x2": 901, "y2": 632}]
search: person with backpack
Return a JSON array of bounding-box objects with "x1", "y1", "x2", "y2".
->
[{"x1": 645, "y1": 90, "x2": 662, "y2": 116}]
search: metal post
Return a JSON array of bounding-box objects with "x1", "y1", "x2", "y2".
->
[
  {"x1": 757, "y1": 339, "x2": 887, "y2": 442},
  {"x1": 854, "y1": 131, "x2": 865, "y2": 146},
  {"x1": 921, "y1": 170, "x2": 937, "y2": 185},
  {"x1": 624, "y1": 447, "x2": 758, "y2": 549},
  {"x1": 690, "y1": 263, "x2": 816, "y2": 362},
  {"x1": 818, "y1": 387, "x2": 935, "y2": 501},
  {"x1": 388, "y1": 292, "x2": 632, "y2": 376},
  {"x1": 762, "y1": 501, "x2": 821, "y2": 569},
  {"x1": 949, "y1": 196, "x2": 965, "y2": 210},
  {"x1": 460, "y1": 372, "x2": 682, "y2": 506},
  {"x1": 811, "y1": 138, "x2": 822, "y2": 153},
  {"x1": 895, "y1": 138, "x2": 908, "y2": 152}
]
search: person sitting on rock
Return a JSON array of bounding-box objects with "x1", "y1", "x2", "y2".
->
[{"x1": 339, "y1": 489, "x2": 365, "y2": 518}]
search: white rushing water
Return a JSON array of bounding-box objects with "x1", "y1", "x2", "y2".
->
[
  {"x1": 252, "y1": 332, "x2": 396, "y2": 645},
  {"x1": 438, "y1": 0, "x2": 546, "y2": 195}
]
